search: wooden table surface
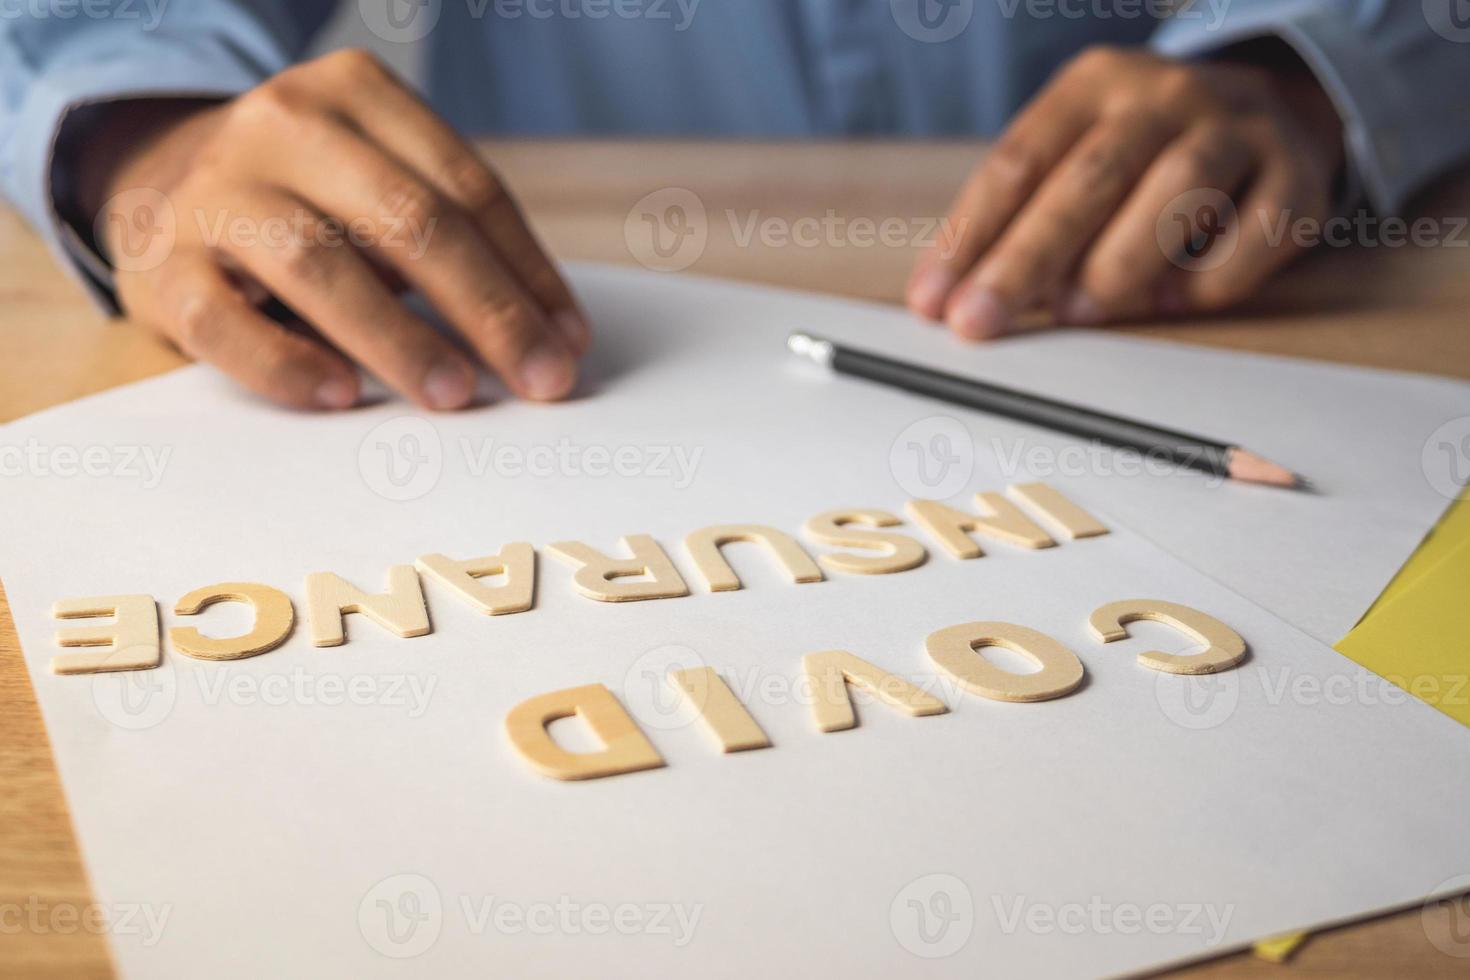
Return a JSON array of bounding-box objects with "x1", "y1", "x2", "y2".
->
[{"x1": 2, "y1": 140, "x2": 1468, "y2": 979}]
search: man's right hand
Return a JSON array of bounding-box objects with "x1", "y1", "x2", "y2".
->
[{"x1": 84, "y1": 49, "x2": 588, "y2": 411}]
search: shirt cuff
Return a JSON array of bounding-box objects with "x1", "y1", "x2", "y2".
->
[
  {"x1": 1152, "y1": 5, "x2": 1421, "y2": 215},
  {"x1": 9, "y1": 40, "x2": 267, "y2": 311}
]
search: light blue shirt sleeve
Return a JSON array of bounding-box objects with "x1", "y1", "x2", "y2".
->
[
  {"x1": 0, "y1": 1, "x2": 335, "y2": 301},
  {"x1": 4, "y1": 0, "x2": 1468, "y2": 309},
  {"x1": 1153, "y1": 0, "x2": 1470, "y2": 214}
]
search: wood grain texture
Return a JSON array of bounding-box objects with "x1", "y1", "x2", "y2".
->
[{"x1": 2, "y1": 140, "x2": 1468, "y2": 978}]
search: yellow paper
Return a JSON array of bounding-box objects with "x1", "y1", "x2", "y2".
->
[
  {"x1": 1250, "y1": 493, "x2": 1470, "y2": 958},
  {"x1": 1335, "y1": 532, "x2": 1470, "y2": 728},
  {"x1": 1358, "y1": 492, "x2": 1470, "y2": 618},
  {"x1": 1252, "y1": 931, "x2": 1307, "y2": 963}
]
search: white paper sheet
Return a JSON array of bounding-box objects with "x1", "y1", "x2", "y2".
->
[
  {"x1": 2, "y1": 264, "x2": 1468, "y2": 979},
  {"x1": 708, "y1": 272, "x2": 1466, "y2": 646}
]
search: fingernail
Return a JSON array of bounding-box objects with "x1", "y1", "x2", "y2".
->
[
  {"x1": 1060, "y1": 291, "x2": 1104, "y2": 325},
  {"x1": 553, "y1": 310, "x2": 591, "y2": 353},
  {"x1": 316, "y1": 377, "x2": 357, "y2": 409},
  {"x1": 518, "y1": 344, "x2": 576, "y2": 401},
  {"x1": 907, "y1": 267, "x2": 955, "y2": 318},
  {"x1": 946, "y1": 289, "x2": 1009, "y2": 340},
  {"x1": 423, "y1": 360, "x2": 474, "y2": 410}
]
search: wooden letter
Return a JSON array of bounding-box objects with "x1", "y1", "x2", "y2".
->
[
  {"x1": 416, "y1": 542, "x2": 535, "y2": 615},
  {"x1": 305, "y1": 565, "x2": 431, "y2": 647},
  {"x1": 51, "y1": 594, "x2": 159, "y2": 675},
  {"x1": 1089, "y1": 599, "x2": 1247, "y2": 674},
  {"x1": 802, "y1": 650, "x2": 948, "y2": 733},
  {"x1": 170, "y1": 582, "x2": 294, "y2": 661},
  {"x1": 668, "y1": 667, "x2": 771, "y2": 753},
  {"x1": 684, "y1": 524, "x2": 824, "y2": 592},
  {"x1": 1009, "y1": 482, "x2": 1109, "y2": 539},
  {"x1": 802, "y1": 508, "x2": 927, "y2": 576},
  {"x1": 546, "y1": 535, "x2": 689, "y2": 602},
  {"x1": 926, "y1": 622, "x2": 1083, "y2": 702},
  {"x1": 905, "y1": 494, "x2": 1054, "y2": 559},
  {"x1": 505, "y1": 683, "x2": 665, "y2": 780}
]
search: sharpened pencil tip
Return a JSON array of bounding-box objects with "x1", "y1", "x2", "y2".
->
[{"x1": 1227, "y1": 448, "x2": 1310, "y2": 491}]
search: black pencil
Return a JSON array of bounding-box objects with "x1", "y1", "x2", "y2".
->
[{"x1": 786, "y1": 332, "x2": 1308, "y2": 490}]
